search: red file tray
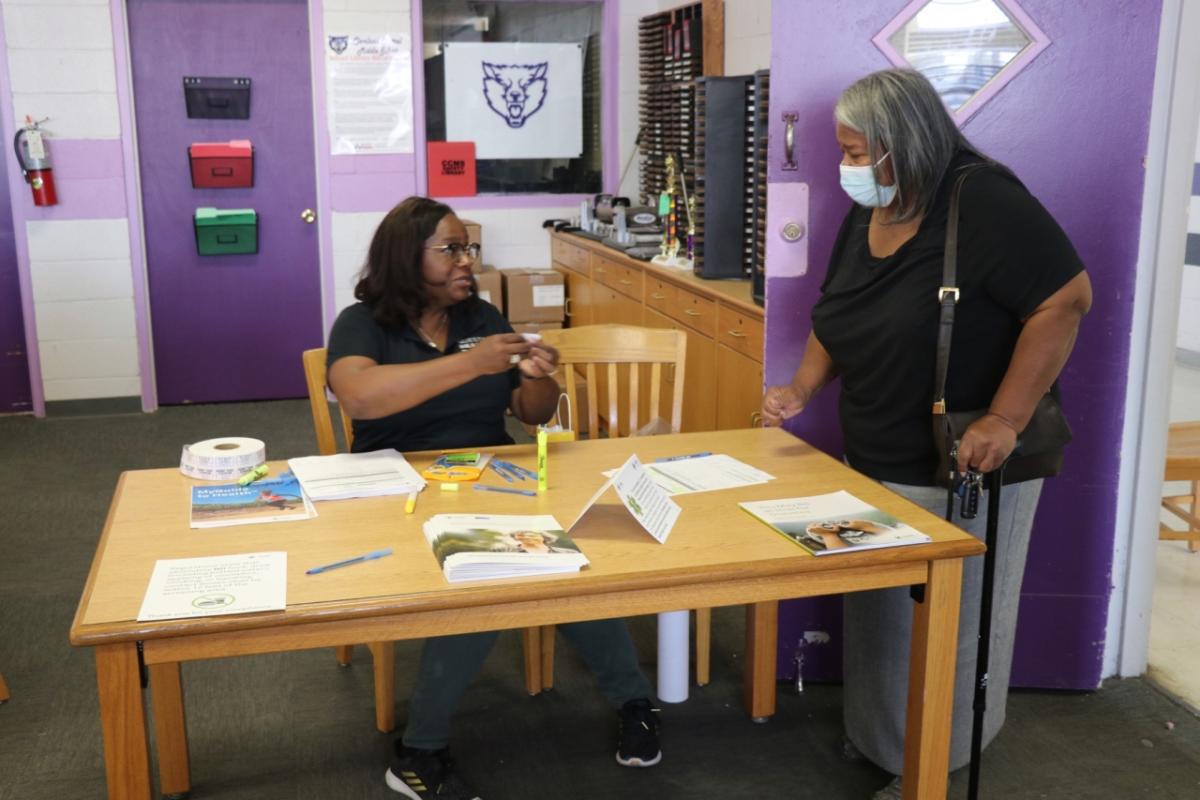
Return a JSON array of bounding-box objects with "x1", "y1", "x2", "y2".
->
[
  {"x1": 189, "y1": 140, "x2": 254, "y2": 189},
  {"x1": 427, "y1": 141, "x2": 477, "y2": 197}
]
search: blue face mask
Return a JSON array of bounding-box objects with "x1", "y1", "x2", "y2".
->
[{"x1": 839, "y1": 151, "x2": 897, "y2": 208}]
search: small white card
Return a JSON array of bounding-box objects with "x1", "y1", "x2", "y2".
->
[
  {"x1": 137, "y1": 551, "x2": 287, "y2": 621},
  {"x1": 532, "y1": 284, "x2": 565, "y2": 307},
  {"x1": 570, "y1": 454, "x2": 681, "y2": 543}
]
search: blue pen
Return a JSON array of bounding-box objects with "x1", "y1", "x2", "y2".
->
[
  {"x1": 473, "y1": 484, "x2": 537, "y2": 497},
  {"x1": 497, "y1": 459, "x2": 537, "y2": 480},
  {"x1": 495, "y1": 460, "x2": 528, "y2": 481},
  {"x1": 488, "y1": 460, "x2": 514, "y2": 483},
  {"x1": 305, "y1": 548, "x2": 393, "y2": 575},
  {"x1": 655, "y1": 451, "x2": 712, "y2": 463}
]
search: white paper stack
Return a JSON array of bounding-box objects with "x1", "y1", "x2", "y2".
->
[{"x1": 287, "y1": 450, "x2": 425, "y2": 501}]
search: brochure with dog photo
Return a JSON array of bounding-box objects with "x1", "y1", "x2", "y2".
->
[
  {"x1": 739, "y1": 490, "x2": 931, "y2": 556},
  {"x1": 423, "y1": 514, "x2": 589, "y2": 583}
]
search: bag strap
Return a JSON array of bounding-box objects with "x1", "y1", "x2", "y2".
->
[{"x1": 932, "y1": 167, "x2": 980, "y2": 415}]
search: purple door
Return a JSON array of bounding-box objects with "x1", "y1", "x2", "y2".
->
[
  {"x1": 0, "y1": 141, "x2": 31, "y2": 413},
  {"x1": 766, "y1": 0, "x2": 1161, "y2": 688},
  {"x1": 129, "y1": 0, "x2": 322, "y2": 404}
]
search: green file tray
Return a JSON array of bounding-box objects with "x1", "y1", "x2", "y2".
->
[{"x1": 194, "y1": 207, "x2": 258, "y2": 256}]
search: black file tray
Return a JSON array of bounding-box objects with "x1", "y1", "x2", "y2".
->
[{"x1": 183, "y1": 77, "x2": 252, "y2": 120}]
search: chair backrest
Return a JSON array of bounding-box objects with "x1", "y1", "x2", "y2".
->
[
  {"x1": 302, "y1": 348, "x2": 354, "y2": 455},
  {"x1": 539, "y1": 325, "x2": 686, "y2": 438}
]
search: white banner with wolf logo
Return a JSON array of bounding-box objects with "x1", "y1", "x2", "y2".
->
[{"x1": 443, "y1": 42, "x2": 583, "y2": 160}]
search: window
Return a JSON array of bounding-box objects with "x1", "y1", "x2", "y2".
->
[{"x1": 422, "y1": 1, "x2": 605, "y2": 195}]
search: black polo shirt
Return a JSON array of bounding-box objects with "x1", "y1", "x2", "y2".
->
[{"x1": 326, "y1": 299, "x2": 521, "y2": 454}]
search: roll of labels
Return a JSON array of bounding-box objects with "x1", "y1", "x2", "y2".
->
[{"x1": 179, "y1": 437, "x2": 267, "y2": 481}]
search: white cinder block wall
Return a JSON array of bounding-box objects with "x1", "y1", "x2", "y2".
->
[
  {"x1": 1178, "y1": 102, "x2": 1200, "y2": 354},
  {"x1": 3, "y1": 0, "x2": 139, "y2": 401}
]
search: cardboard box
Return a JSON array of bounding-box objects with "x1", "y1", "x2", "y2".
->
[
  {"x1": 475, "y1": 267, "x2": 503, "y2": 312},
  {"x1": 460, "y1": 219, "x2": 483, "y2": 272},
  {"x1": 504, "y1": 269, "x2": 565, "y2": 323}
]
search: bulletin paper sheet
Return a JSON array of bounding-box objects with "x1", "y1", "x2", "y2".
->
[
  {"x1": 603, "y1": 454, "x2": 775, "y2": 495},
  {"x1": 325, "y1": 33, "x2": 413, "y2": 154},
  {"x1": 137, "y1": 552, "x2": 287, "y2": 621}
]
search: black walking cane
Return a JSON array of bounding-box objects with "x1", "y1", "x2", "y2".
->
[{"x1": 945, "y1": 456, "x2": 1008, "y2": 800}]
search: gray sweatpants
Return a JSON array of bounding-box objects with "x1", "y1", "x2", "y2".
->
[{"x1": 843, "y1": 479, "x2": 1043, "y2": 776}]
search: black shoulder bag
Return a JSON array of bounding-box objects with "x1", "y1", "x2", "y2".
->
[{"x1": 931, "y1": 167, "x2": 1073, "y2": 489}]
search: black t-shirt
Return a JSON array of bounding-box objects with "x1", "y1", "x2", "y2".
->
[
  {"x1": 326, "y1": 299, "x2": 521, "y2": 454},
  {"x1": 811, "y1": 153, "x2": 1084, "y2": 486}
]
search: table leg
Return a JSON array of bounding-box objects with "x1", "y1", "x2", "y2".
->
[
  {"x1": 695, "y1": 608, "x2": 712, "y2": 687},
  {"x1": 743, "y1": 601, "x2": 778, "y2": 721},
  {"x1": 902, "y1": 558, "x2": 964, "y2": 800},
  {"x1": 148, "y1": 662, "x2": 190, "y2": 799},
  {"x1": 521, "y1": 627, "x2": 542, "y2": 696},
  {"x1": 368, "y1": 642, "x2": 395, "y2": 733},
  {"x1": 335, "y1": 645, "x2": 354, "y2": 666},
  {"x1": 539, "y1": 625, "x2": 556, "y2": 691},
  {"x1": 1190, "y1": 481, "x2": 1199, "y2": 553},
  {"x1": 0, "y1": 669, "x2": 9, "y2": 703},
  {"x1": 94, "y1": 643, "x2": 152, "y2": 800}
]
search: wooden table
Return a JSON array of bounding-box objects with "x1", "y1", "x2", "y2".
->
[
  {"x1": 1161, "y1": 421, "x2": 1200, "y2": 550},
  {"x1": 70, "y1": 428, "x2": 983, "y2": 800}
]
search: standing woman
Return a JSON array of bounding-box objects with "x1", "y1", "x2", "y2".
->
[
  {"x1": 327, "y1": 197, "x2": 661, "y2": 800},
  {"x1": 761, "y1": 70, "x2": 1091, "y2": 798}
]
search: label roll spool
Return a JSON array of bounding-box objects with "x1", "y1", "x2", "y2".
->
[{"x1": 180, "y1": 437, "x2": 266, "y2": 481}]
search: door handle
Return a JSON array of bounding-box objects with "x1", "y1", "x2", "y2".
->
[
  {"x1": 782, "y1": 112, "x2": 798, "y2": 172},
  {"x1": 300, "y1": 208, "x2": 316, "y2": 224}
]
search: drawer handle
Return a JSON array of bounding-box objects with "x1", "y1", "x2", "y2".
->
[
  {"x1": 684, "y1": 309, "x2": 701, "y2": 317},
  {"x1": 565, "y1": 298, "x2": 573, "y2": 316},
  {"x1": 651, "y1": 292, "x2": 666, "y2": 300},
  {"x1": 619, "y1": 279, "x2": 633, "y2": 286},
  {"x1": 727, "y1": 329, "x2": 746, "y2": 338},
  {"x1": 751, "y1": 411, "x2": 763, "y2": 427}
]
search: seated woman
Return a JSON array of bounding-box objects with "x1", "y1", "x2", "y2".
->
[{"x1": 327, "y1": 196, "x2": 661, "y2": 800}]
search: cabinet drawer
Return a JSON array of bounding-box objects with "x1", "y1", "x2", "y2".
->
[
  {"x1": 591, "y1": 254, "x2": 644, "y2": 301},
  {"x1": 645, "y1": 277, "x2": 676, "y2": 314},
  {"x1": 718, "y1": 306, "x2": 764, "y2": 361},
  {"x1": 667, "y1": 287, "x2": 717, "y2": 337},
  {"x1": 552, "y1": 238, "x2": 589, "y2": 274}
]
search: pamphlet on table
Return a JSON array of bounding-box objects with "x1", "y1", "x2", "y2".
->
[
  {"x1": 574, "y1": 454, "x2": 681, "y2": 543},
  {"x1": 189, "y1": 473, "x2": 317, "y2": 529},
  {"x1": 602, "y1": 453, "x2": 774, "y2": 495},
  {"x1": 739, "y1": 490, "x2": 931, "y2": 556},
  {"x1": 424, "y1": 514, "x2": 588, "y2": 583},
  {"x1": 287, "y1": 449, "x2": 425, "y2": 500},
  {"x1": 137, "y1": 551, "x2": 287, "y2": 621}
]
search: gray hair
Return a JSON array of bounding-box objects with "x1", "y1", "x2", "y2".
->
[{"x1": 834, "y1": 69, "x2": 981, "y2": 222}]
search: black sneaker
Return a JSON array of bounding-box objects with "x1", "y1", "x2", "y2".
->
[
  {"x1": 616, "y1": 698, "x2": 662, "y2": 767},
  {"x1": 384, "y1": 743, "x2": 482, "y2": 800}
]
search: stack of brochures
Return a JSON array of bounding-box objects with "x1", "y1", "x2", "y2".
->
[
  {"x1": 287, "y1": 449, "x2": 425, "y2": 501},
  {"x1": 739, "y1": 490, "x2": 931, "y2": 556},
  {"x1": 424, "y1": 514, "x2": 589, "y2": 583},
  {"x1": 190, "y1": 473, "x2": 317, "y2": 529}
]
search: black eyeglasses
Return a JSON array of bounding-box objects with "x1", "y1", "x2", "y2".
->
[{"x1": 425, "y1": 243, "x2": 481, "y2": 261}]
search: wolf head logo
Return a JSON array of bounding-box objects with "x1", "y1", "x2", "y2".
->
[
  {"x1": 328, "y1": 36, "x2": 349, "y2": 55},
  {"x1": 482, "y1": 62, "x2": 548, "y2": 129}
]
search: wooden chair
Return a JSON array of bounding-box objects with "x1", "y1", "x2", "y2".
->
[
  {"x1": 1160, "y1": 421, "x2": 1200, "y2": 552},
  {"x1": 0, "y1": 670, "x2": 9, "y2": 703},
  {"x1": 535, "y1": 324, "x2": 713, "y2": 690},
  {"x1": 303, "y1": 347, "x2": 399, "y2": 731}
]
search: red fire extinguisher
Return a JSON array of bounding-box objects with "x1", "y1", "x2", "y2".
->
[{"x1": 14, "y1": 117, "x2": 57, "y2": 206}]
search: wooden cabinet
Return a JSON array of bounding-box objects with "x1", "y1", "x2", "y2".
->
[
  {"x1": 550, "y1": 232, "x2": 762, "y2": 434},
  {"x1": 717, "y1": 344, "x2": 764, "y2": 430}
]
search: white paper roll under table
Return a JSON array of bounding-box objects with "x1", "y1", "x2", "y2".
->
[{"x1": 656, "y1": 610, "x2": 690, "y2": 703}]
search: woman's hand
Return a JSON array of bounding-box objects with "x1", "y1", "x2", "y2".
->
[
  {"x1": 469, "y1": 334, "x2": 531, "y2": 375},
  {"x1": 517, "y1": 343, "x2": 559, "y2": 380},
  {"x1": 956, "y1": 413, "x2": 1019, "y2": 474},
  {"x1": 761, "y1": 385, "x2": 808, "y2": 427}
]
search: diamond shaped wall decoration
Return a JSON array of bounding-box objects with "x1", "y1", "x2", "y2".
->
[{"x1": 873, "y1": 0, "x2": 1050, "y2": 122}]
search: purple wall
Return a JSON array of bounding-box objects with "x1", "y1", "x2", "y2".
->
[
  {"x1": 766, "y1": 0, "x2": 1162, "y2": 688},
  {"x1": 0, "y1": 128, "x2": 31, "y2": 412}
]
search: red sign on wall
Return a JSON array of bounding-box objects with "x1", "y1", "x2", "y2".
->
[{"x1": 427, "y1": 141, "x2": 477, "y2": 197}]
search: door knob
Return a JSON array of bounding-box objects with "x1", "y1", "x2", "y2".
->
[
  {"x1": 300, "y1": 208, "x2": 316, "y2": 224},
  {"x1": 780, "y1": 221, "x2": 805, "y2": 242}
]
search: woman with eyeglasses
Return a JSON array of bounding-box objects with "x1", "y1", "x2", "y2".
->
[{"x1": 326, "y1": 196, "x2": 661, "y2": 800}]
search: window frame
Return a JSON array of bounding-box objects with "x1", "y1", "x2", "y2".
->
[{"x1": 412, "y1": 0, "x2": 618, "y2": 207}]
